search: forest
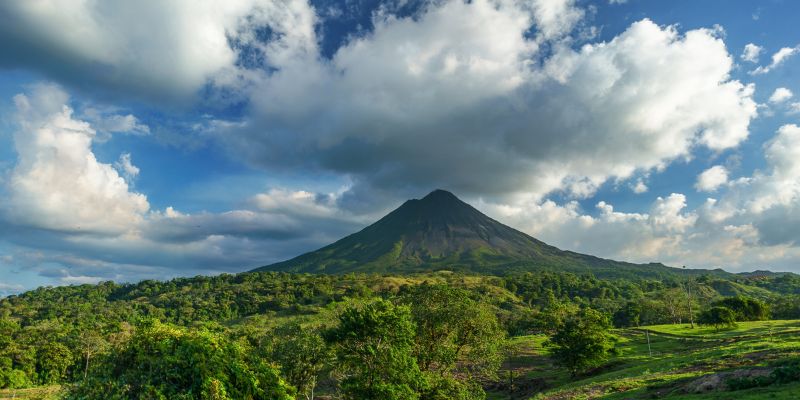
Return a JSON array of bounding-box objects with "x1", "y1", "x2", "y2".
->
[{"x1": 2, "y1": 270, "x2": 800, "y2": 399}]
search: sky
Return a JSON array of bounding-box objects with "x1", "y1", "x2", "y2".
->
[{"x1": 1, "y1": 0, "x2": 800, "y2": 295}]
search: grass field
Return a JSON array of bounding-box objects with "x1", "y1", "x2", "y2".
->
[
  {"x1": 0, "y1": 386, "x2": 61, "y2": 400},
  {"x1": 489, "y1": 320, "x2": 800, "y2": 399}
]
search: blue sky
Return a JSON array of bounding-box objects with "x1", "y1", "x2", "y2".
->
[{"x1": 1, "y1": 0, "x2": 800, "y2": 295}]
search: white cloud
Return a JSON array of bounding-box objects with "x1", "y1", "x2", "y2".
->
[
  {"x1": 750, "y1": 46, "x2": 800, "y2": 75},
  {"x1": 0, "y1": 84, "x2": 375, "y2": 285},
  {"x1": 0, "y1": 0, "x2": 313, "y2": 102},
  {"x1": 695, "y1": 165, "x2": 729, "y2": 192},
  {"x1": 0, "y1": 282, "x2": 25, "y2": 296},
  {"x1": 82, "y1": 108, "x2": 150, "y2": 139},
  {"x1": 741, "y1": 43, "x2": 762, "y2": 63},
  {"x1": 223, "y1": 11, "x2": 756, "y2": 205},
  {"x1": 789, "y1": 102, "x2": 800, "y2": 114},
  {"x1": 6, "y1": 84, "x2": 149, "y2": 234},
  {"x1": 530, "y1": 0, "x2": 584, "y2": 40},
  {"x1": 114, "y1": 153, "x2": 140, "y2": 183},
  {"x1": 631, "y1": 179, "x2": 648, "y2": 194},
  {"x1": 480, "y1": 190, "x2": 800, "y2": 271},
  {"x1": 769, "y1": 87, "x2": 793, "y2": 104},
  {"x1": 747, "y1": 124, "x2": 800, "y2": 213}
]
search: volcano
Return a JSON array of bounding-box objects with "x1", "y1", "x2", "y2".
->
[{"x1": 255, "y1": 189, "x2": 720, "y2": 279}]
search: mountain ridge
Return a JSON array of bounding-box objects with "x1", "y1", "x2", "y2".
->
[{"x1": 254, "y1": 189, "x2": 731, "y2": 279}]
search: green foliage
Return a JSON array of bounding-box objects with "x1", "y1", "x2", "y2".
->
[
  {"x1": 1, "y1": 269, "x2": 800, "y2": 395},
  {"x1": 698, "y1": 306, "x2": 738, "y2": 330},
  {"x1": 35, "y1": 342, "x2": 72, "y2": 385},
  {"x1": 726, "y1": 361, "x2": 800, "y2": 391},
  {"x1": 66, "y1": 320, "x2": 294, "y2": 400},
  {"x1": 270, "y1": 321, "x2": 330, "y2": 400},
  {"x1": 772, "y1": 294, "x2": 800, "y2": 319},
  {"x1": 546, "y1": 308, "x2": 615, "y2": 376},
  {"x1": 711, "y1": 296, "x2": 770, "y2": 321},
  {"x1": 612, "y1": 301, "x2": 641, "y2": 328},
  {"x1": 401, "y1": 284, "x2": 506, "y2": 399},
  {"x1": 324, "y1": 299, "x2": 422, "y2": 400}
]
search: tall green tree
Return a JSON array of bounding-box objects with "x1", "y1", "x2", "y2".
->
[
  {"x1": 271, "y1": 321, "x2": 331, "y2": 400},
  {"x1": 402, "y1": 284, "x2": 505, "y2": 399},
  {"x1": 325, "y1": 299, "x2": 422, "y2": 400},
  {"x1": 547, "y1": 308, "x2": 615, "y2": 376}
]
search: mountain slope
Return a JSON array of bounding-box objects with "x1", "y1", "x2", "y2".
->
[{"x1": 255, "y1": 190, "x2": 729, "y2": 278}]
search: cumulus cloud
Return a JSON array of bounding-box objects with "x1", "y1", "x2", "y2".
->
[
  {"x1": 220, "y1": 7, "x2": 756, "y2": 207},
  {"x1": 631, "y1": 179, "x2": 648, "y2": 194},
  {"x1": 482, "y1": 193, "x2": 705, "y2": 265},
  {"x1": 740, "y1": 43, "x2": 762, "y2": 63},
  {"x1": 750, "y1": 45, "x2": 800, "y2": 75},
  {"x1": 82, "y1": 108, "x2": 150, "y2": 141},
  {"x1": 3, "y1": 1, "x2": 795, "y2": 282},
  {"x1": 769, "y1": 87, "x2": 793, "y2": 104},
  {"x1": 6, "y1": 83, "x2": 150, "y2": 234},
  {"x1": 530, "y1": 0, "x2": 585, "y2": 40},
  {"x1": 691, "y1": 125, "x2": 800, "y2": 247},
  {"x1": 0, "y1": 0, "x2": 307, "y2": 102},
  {"x1": 114, "y1": 153, "x2": 140, "y2": 183},
  {"x1": 1, "y1": 84, "x2": 368, "y2": 284},
  {"x1": 477, "y1": 190, "x2": 800, "y2": 272},
  {"x1": 695, "y1": 166, "x2": 729, "y2": 192}
]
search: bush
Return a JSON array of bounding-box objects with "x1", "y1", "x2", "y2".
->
[
  {"x1": 66, "y1": 320, "x2": 294, "y2": 400},
  {"x1": 546, "y1": 308, "x2": 615, "y2": 376},
  {"x1": 725, "y1": 362, "x2": 800, "y2": 391},
  {"x1": 698, "y1": 306, "x2": 737, "y2": 330},
  {"x1": 712, "y1": 297, "x2": 769, "y2": 321}
]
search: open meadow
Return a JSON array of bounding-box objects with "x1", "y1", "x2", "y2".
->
[{"x1": 490, "y1": 320, "x2": 800, "y2": 399}]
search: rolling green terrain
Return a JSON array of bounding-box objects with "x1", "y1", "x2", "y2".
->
[
  {"x1": 255, "y1": 190, "x2": 731, "y2": 279},
  {"x1": 493, "y1": 320, "x2": 800, "y2": 399},
  {"x1": 3, "y1": 192, "x2": 800, "y2": 399},
  {"x1": 2, "y1": 269, "x2": 800, "y2": 399}
]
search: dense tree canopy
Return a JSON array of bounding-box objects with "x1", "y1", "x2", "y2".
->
[
  {"x1": 66, "y1": 320, "x2": 294, "y2": 400},
  {"x1": 0, "y1": 270, "x2": 798, "y2": 397}
]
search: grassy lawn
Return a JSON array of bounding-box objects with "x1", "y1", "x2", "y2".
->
[{"x1": 487, "y1": 320, "x2": 800, "y2": 400}]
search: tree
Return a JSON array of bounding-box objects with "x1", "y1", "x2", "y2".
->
[
  {"x1": 612, "y1": 301, "x2": 641, "y2": 328},
  {"x1": 712, "y1": 297, "x2": 769, "y2": 321},
  {"x1": 66, "y1": 320, "x2": 294, "y2": 400},
  {"x1": 271, "y1": 322, "x2": 331, "y2": 400},
  {"x1": 402, "y1": 284, "x2": 506, "y2": 399},
  {"x1": 546, "y1": 308, "x2": 615, "y2": 376},
  {"x1": 36, "y1": 342, "x2": 73, "y2": 384},
  {"x1": 325, "y1": 299, "x2": 422, "y2": 400},
  {"x1": 698, "y1": 306, "x2": 737, "y2": 331}
]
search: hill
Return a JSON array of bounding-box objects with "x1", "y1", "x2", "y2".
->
[{"x1": 256, "y1": 189, "x2": 728, "y2": 279}]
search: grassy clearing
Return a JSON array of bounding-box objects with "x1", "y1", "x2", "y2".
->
[
  {"x1": 643, "y1": 320, "x2": 800, "y2": 339},
  {"x1": 0, "y1": 386, "x2": 62, "y2": 400},
  {"x1": 488, "y1": 319, "x2": 800, "y2": 400}
]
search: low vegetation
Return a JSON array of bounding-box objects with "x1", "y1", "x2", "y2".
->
[{"x1": 1, "y1": 270, "x2": 800, "y2": 399}]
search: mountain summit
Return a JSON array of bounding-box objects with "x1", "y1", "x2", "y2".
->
[{"x1": 255, "y1": 190, "x2": 706, "y2": 278}]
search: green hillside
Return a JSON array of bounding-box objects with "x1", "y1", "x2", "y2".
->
[
  {"x1": 3, "y1": 270, "x2": 800, "y2": 399},
  {"x1": 256, "y1": 190, "x2": 730, "y2": 279}
]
